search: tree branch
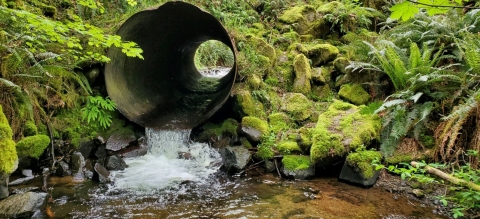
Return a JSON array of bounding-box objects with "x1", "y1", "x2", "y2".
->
[{"x1": 406, "y1": 0, "x2": 480, "y2": 9}]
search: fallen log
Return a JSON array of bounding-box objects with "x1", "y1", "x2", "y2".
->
[{"x1": 411, "y1": 161, "x2": 480, "y2": 192}]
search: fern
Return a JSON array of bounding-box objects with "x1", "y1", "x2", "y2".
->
[{"x1": 81, "y1": 96, "x2": 117, "y2": 129}]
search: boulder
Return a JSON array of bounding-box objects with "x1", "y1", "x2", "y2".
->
[
  {"x1": 106, "y1": 129, "x2": 136, "y2": 152},
  {"x1": 281, "y1": 155, "x2": 315, "y2": 180},
  {"x1": 240, "y1": 117, "x2": 269, "y2": 143},
  {"x1": 94, "y1": 135, "x2": 106, "y2": 145},
  {"x1": 264, "y1": 160, "x2": 276, "y2": 173},
  {"x1": 94, "y1": 163, "x2": 110, "y2": 183},
  {"x1": 280, "y1": 93, "x2": 312, "y2": 121},
  {"x1": 268, "y1": 112, "x2": 291, "y2": 133},
  {"x1": 105, "y1": 155, "x2": 128, "y2": 171},
  {"x1": 55, "y1": 161, "x2": 71, "y2": 176},
  {"x1": 292, "y1": 54, "x2": 311, "y2": 95},
  {"x1": 310, "y1": 100, "x2": 381, "y2": 167},
  {"x1": 339, "y1": 151, "x2": 382, "y2": 186},
  {"x1": 9, "y1": 176, "x2": 35, "y2": 186},
  {"x1": 306, "y1": 44, "x2": 339, "y2": 66},
  {"x1": 94, "y1": 145, "x2": 107, "y2": 159},
  {"x1": 232, "y1": 88, "x2": 265, "y2": 118},
  {"x1": 220, "y1": 146, "x2": 252, "y2": 173},
  {"x1": 22, "y1": 169, "x2": 33, "y2": 177},
  {"x1": 338, "y1": 84, "x2": 370, "y2": 105},
  {"x1": 0, "y1": 192, "x2": 47, "y2": 218},
  {"x1": 311, "y1": 67, "x2": 326, "y2": 85},
  {"x1": 117, "y1": 136, "x2": 148, "y2": 158},
  {"x1": 78, "y1": 141, "x2": 95, "y2": 159},
  {"x1": 71, "y1": 152, "x2": 85, "y2": 181},
  {"x1": 279, "y1": 5, "x2": 318, "y2": 34}
]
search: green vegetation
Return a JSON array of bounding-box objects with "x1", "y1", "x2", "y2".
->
[
  {"x1": 0, "y1": 105, "x2": 17, "y2": 174},
  {"x1": 346, "y1": 150, "x2": 382, "y2": 178},
  {"x1": 15, "y1": 134, "x2": 50, "y2": 159},
  {"x1": 282, "y1": 155, "x2": 311, "y2": 170},
  {"x1": 241, "y1": 116, "x2": 269, "y2": 136},
  {"x1": 338, "y1": 84, "x2": 370, "y2": 105},
  {"x1": 194, "y1": 40, "x2": 234, "y2": 69}
]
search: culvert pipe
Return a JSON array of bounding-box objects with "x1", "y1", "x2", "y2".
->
[{"x1": 105, "y1": 1, "x2": 237, "y2": 129}]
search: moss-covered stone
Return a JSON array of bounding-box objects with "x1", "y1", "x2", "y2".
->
[
  {"x1": 310, "y1": 100, "x2": 381, "y2": 165},
  {"x1": 200, "y1": 118, "x2": 239, "y2": 141},
  {"x1": 24, "y1": 121, "x2": 37, "y2": 137},
  {"x1": 16, "y1": 134, "x2": 50, "y2": 159},
  {"x1": 274, "y1": 31, "x2": 301, "y2": 50},
  {"x1": 282, "y1": 155, "x2": 312, "y2": 170},
  {"x1": 311, "y1": 67, "x2": 326, "y2": 84},
  {"x1": 246, "y1": 74, "x2": 263, "y2": 89},
  {"x1": 297, "y1": 126, "x2": 314, "y2": 150},
  {"x1": 339, "y1": 32, "x2": 359, "y2": 44},
  {"x1": 311, "y1": 84, "x2": 332, "y2": 101},
  {"x1": 333, "y1": 57, "x2": 350, "y2": 75},
  {"x1": 277, "y1": 141, "x2": 302, "y2": 154},
  {"x1": 246, "y1": 34, "x2": 276, "y2": 68},
  {"x1": 292, "y1": 54, "x2": 312, "y2": 94},
  {"x1": 317, "y1": 1, "x2": 344, "y2": 14},
  {"x1": 339, "y1": 84, "x2": 370, "y2": 105},
  {"x1": 232, "y1": 88, "x2": 266, "y2": 118},
  {"x1": 346, "y1": 151, "x2": 382, "y2": 178},
  {"x1": 279, "y1": 5, "x2": 317, "y2": 34},
  {"x1": 268, "y1": 112, "x2": 291, "y2": 133},
  {"x1": 242, "y1": 116, "x2": 269, "y2": 136},
  {"x1": 281, "y1": 93, "x2": 312, "y2": 121},
  {"x1": 0, "y1": 105, "x2": 18, "y2": 175},
  {"x1": 306, "y1": 19, "x2": 330, "y2": 38},
  {"x1": 256, "y1": 143, "x2": 275, "y2": 160},
  {"x1": 306, "y1": 44, "x2": 339, "y2": 66}
]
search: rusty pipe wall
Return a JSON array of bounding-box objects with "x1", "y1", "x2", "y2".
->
[{"x1": 104, "y1": 1, "x2": 237, "y2": 129}]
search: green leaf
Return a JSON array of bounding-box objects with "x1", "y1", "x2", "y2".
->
[{"x1": 390, "y1": 2, "x2": 419, "y2": 21}]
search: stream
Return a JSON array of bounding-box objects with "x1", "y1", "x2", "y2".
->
[{"x1": 15, "y1": 129, "x2": 446, "y2": 219}]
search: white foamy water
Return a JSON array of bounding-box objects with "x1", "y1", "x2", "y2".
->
[
  {"x1": 110, "y1": 128, "x2": 222, "y2": 191},
  {"x1": 198, "y1": 66, "x2": 231, "y2": 78}
]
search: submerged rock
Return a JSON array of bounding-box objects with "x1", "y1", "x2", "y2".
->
[
  {"x1": 281, "y1": 155, "x2": 315, "y2": 180},
  {"x1": 220, "y1": 146, "x2": 252, "y2": 173},
  {"x1": 0, "y1": 192, "x2": 47, "y2": 218},
  {"x1": 105, "y1": 155, "x2": 128, "y2": 171}
]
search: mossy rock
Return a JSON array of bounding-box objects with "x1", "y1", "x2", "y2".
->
[
  {"x1": 282, "y1": 155, "x2": 312, "y2": 171},
  {"x1": 268, "y1": 112, "x2": 291, "y2": 133},
  {"x1": 306, "y1": 19, "x2": 330, "y2": 38},
  {"x1": 279, "y1": 5, "x2": 318, "y2": 34},
  {"x1": 317, "y1": 1, "x2": 344, "y2": 14},
  {"x1": 306, "y1": 44, "x2": 339, "y2": 66},
  {"x1": 311, "y1": 84, "x2": 332, "y2": 101},
  {"x1": 199, "y1": 118, "x2": 239, "y2": 141},
  {"x1": 241, "y1": 116, "x2": 269, "y2": 136},
  {"x1": 16, "y1": 134, "x2": 50, "y2": 159},
  {"x1": 310, "y1": 100, "x2": 381, "y2": 166},
  {"x1": 24, "y1": 121, "x2": 37, "y2": 137},
  {"x1": 246, "y1": 34, "x2": 276, "y2": 68},
  {"x1": 297, "y1": 126, "x2": 314, "y2": 150},
  {"x1": 281, "y1": 93, "x2": 313, "y2": 121},
  {"x1": 311, "y1": 67, "x2": 326, "y2": 84},
  {"x1": 292, "y1": 54, "x2": 312, "y2": 95},
  {"x1": 0, "y1": 105, "x2": 18, "y2": 174},
  {"x1": 339, "y1": 32, "x2": 359, "y2": 44},
  {"x1": 232, "y1": 88, "x2": 266, "y2": 118},
  {"x1": 333, "y1": 57, "x2": 350, "y2": 75},
  {"x1": 338, "y1": 84, "x2": 370, "y2": 105},
  {"x1": 277, "y1": 141, "x2": 302, "y2": 154},
  {"x1": 274, "y1": 31, "x2": 301, "y2": 50},
  {"x1": 246, "y1": 74, "x2": 263, "y2": 89},
  {"x1": 346, "y1": 151, "x2": 382, "y2": 178}
]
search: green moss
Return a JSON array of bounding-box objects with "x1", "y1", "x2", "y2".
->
[
  {"x1": 346, "y1": 151, "x2": 382, "y2": 178},
  {"x1": 16, "y1": 134, "x2": 49, "y2": 159},
  {"x1": 201, "y1": 118, "x2": 239, "y2": 140},
  {"x1": 310, "y1": 100, "x2": 381, "y2": 164},
  {"x1": 298, "y1": 127, "x2": 314, "y2": 149},
  {"x1": 268, "y1": 113, "x2": 291, "y2": 133},
  {"x1": 282, "y1": 155, "x2": 312, "y2": 170},
  {"x1": 240, "y1": 138, "x2": 253, "y2": 149},
  {"x1": 277, "y1": 141, "x2": 302, "y2": 154},
  {"x1": 242, "y1": 116, "x2": 269, "y2": 136},
  {"x1": 292, "y1": 54, "x2": 312, "y2": 94},
  {"x1": 256, "y1": 143, "x2": 275, "y2": 159},
  {"x1": 317, "y1": 1, "x2": 344, "y2": 14},
  {"x1": 340, "y1": 32, "x2": 359, "y2": 44},
  {"x1": 0, "y1": 105, "x2": 7, "y2": 125},
  {"x1": 265, "y1": 77, "x2": 279, "y2": 86},
  {"x1": 246, "y1": 74, "x2": 263, "y2": 89},
  {"x1": 0, "y1": 105, "x2": 17, "y2": 174},
  {"x1": 24, "y1": 120, "x2": 37, "y2": 136},
  {"x1": 279, "y1": 5, "x2": 315, "y2": 24},
  {"x1": 281, "y1": 93, "x2": 312, "y2": 121},
  {"x1": 306, "y1": 19, "x2": 330, "y2": 38},
  {"x1": 385, "y1": 154, "x2": 413, "y2": 164},
  {"x1": 246, "y1": 34, "x2": 276, "y2": 67},
  {"x1": 311, "y1": 67, "x2": 326, "y2": 84},
  {"x1": 338, "y1": 84, "x2": 370, "y2": 105},
  {"x1": 333, "y1": 57, "x2": 350, "y2": 75},
  {"x1": 233, "y1": 89, "x2": 265, "y2": 118},
  {"x1": 306, "y1": 44, "x2": 339, "y2": 66}
]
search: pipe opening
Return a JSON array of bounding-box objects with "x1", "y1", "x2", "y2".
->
[{"x1": 194, "y1": 40, "x2": 234, "y2": 79}]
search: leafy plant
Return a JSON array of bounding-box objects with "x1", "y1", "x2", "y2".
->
[
  {"x1": 80, "y1": 96, "x2": 117, "y2": 129},
  {"x1": 390, "y1": 0, "x2": 471, "y2": 21},
  {"x1": 323, "y1": 0, "x2": 384, "y2": 33}
]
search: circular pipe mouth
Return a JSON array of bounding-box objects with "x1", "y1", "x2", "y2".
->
[{"x1": 105, "y1": 1, "x2": 237, "y2": 129}]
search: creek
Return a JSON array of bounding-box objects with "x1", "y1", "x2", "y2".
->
[{"x1": 17, "y1": 129, "x2": 446, "y2": 219}]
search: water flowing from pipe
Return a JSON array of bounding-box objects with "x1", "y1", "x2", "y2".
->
[{"x1": 111, "y1": 128, "x2": 222, "y2": 191}]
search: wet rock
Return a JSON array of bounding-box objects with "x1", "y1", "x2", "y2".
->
[
  {"x1": 0, "y1": 173, "x2": 9, "y2": 199},
  {"x1": 264, "y1": 160, "x2": 276, "y2": 173},
  {"x1": 117, "y1": 136, "x2": 148, "y2": 158},
  {"x1": 0, "y1": 192, "x2": 47, "y2": 218},
  {"x1": 212, "y1": 137, "x2": 231, "y2": 149},
  {"x1": 94, "y1": 135, "x2": 106, "y2": 145},
  {"x1": 240, "y1": 126, "x2": 262, "y2": 143},
  {"x1": 178, "y1": 152, "x2": 193, "y2": 160},
  {"x1": 22, "y1": 169, "x2": 33, "y2": 177},
  {"x1": 55, "y1": 161, "x2": 71, "y2": 176},
  {"x1": 72, "y1": 152, "x2": 85, "y2": 181},
  {"x1": 105, "y1": 155, "x2": 128, "y2": 171},
  {"x1": 339, "y1": 162, "x2": 380, "y2": 187},
  {"x1": 94, "y1": 163, "x2": 110, "y2": 183},
  {"x1": 9, "y1": 176, "x2": 35, "y2": 186},
  {"x1": 281, "y1": 155, "x2": 315, "y2": 180},
  {"x1": 220, "y1": 146, "x2": 252, "y2": 173},
  {"x1": 94, "y1": 145, "x2": 107, "y2": 159},
  {"x1": 106, "y1": 129, "x2": 136, "y2": 152},
  {"x1": 10, "y1": 187, "x2": 40, "y2": 195},
  {"x1": 78, "y1": 140, "x2": 95, "y2": 158}
]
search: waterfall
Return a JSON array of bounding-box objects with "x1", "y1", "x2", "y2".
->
[{"x1": 110, "y1": 128, "x2": 222, "y2": 191}]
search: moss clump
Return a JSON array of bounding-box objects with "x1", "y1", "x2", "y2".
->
[
  {"x1": 346, "y1": 151, "x2": 382, "y2": 178},
  {"x1": 306, "y1": 44, "x2": 339, "y2": 66},
  {"x1": 307, "y1": 19, "x2": 330, "y2": 38},
  {"x1": 298, "y1": 126, "x2": 314, "y2": 149},
  {"x1": 281, "y1": 93, "x2": 313, "y2": 121},
  {"x1": 16, "y1": 134, "x2": 50, "y2": 159},
  {"x1": 24, "y1": 121, "x2": 37, "y2": 136},
  {"x1": 0, "y1": 105, "x2": 18, "y2": 174},
  {"x1": 246, "y1": 74, "x2": 263, "y2": 89},
  {"x1": 279, "y1": 5, "x2": 316, "y2": 24},
  {"x1": 310, "y1": 100, "x2": 381, "y2": 164},
  {"x1": 233, "y1": 88, "x2": 265, "y2": 118},
  {"x1": 246, "y1": 34, "x2": 276, "y2": 67},
  {"x1": 385, "y1": 154, "x2": 413, "y2": 164},
  {"x1": 292, "y1": 54, "x2": 312, "y2": 94},
  {"x1": 277, "y1": 141, "x2": 302, "y2": 154},
  {"x1": 200, "y1": 118, "x2": 239, "y2": 140},
  {"x1": 242, "y1": 116, "x2": 269, "y2": 136},
  {"x1": 311, "y1": 67, "x2": 326, "y2": 84},
  {"x1": 333, "y1": 57, "x2": 350, "y2": 75},
  {"x1": 339, "y1": 84, "x2": 370, "y2": 105},
  {"x1": 317, "y1": 1, "x2": 344, "y2": 14},
  {"x1": 340, "y1": 32, "x2": 359, "y2": 44},
  {"x1": 240, "y1": 137, "x2": 253, "y2": 149},
  {"x1": 282, "y1": 155, "x2": 312, "y2": 170},
  {"x1": 268, "y1": 113, "x2": 291, "y2": 133},
  {"x1": 256, "y1": 143, "x2": 275, "y2": 159}
]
